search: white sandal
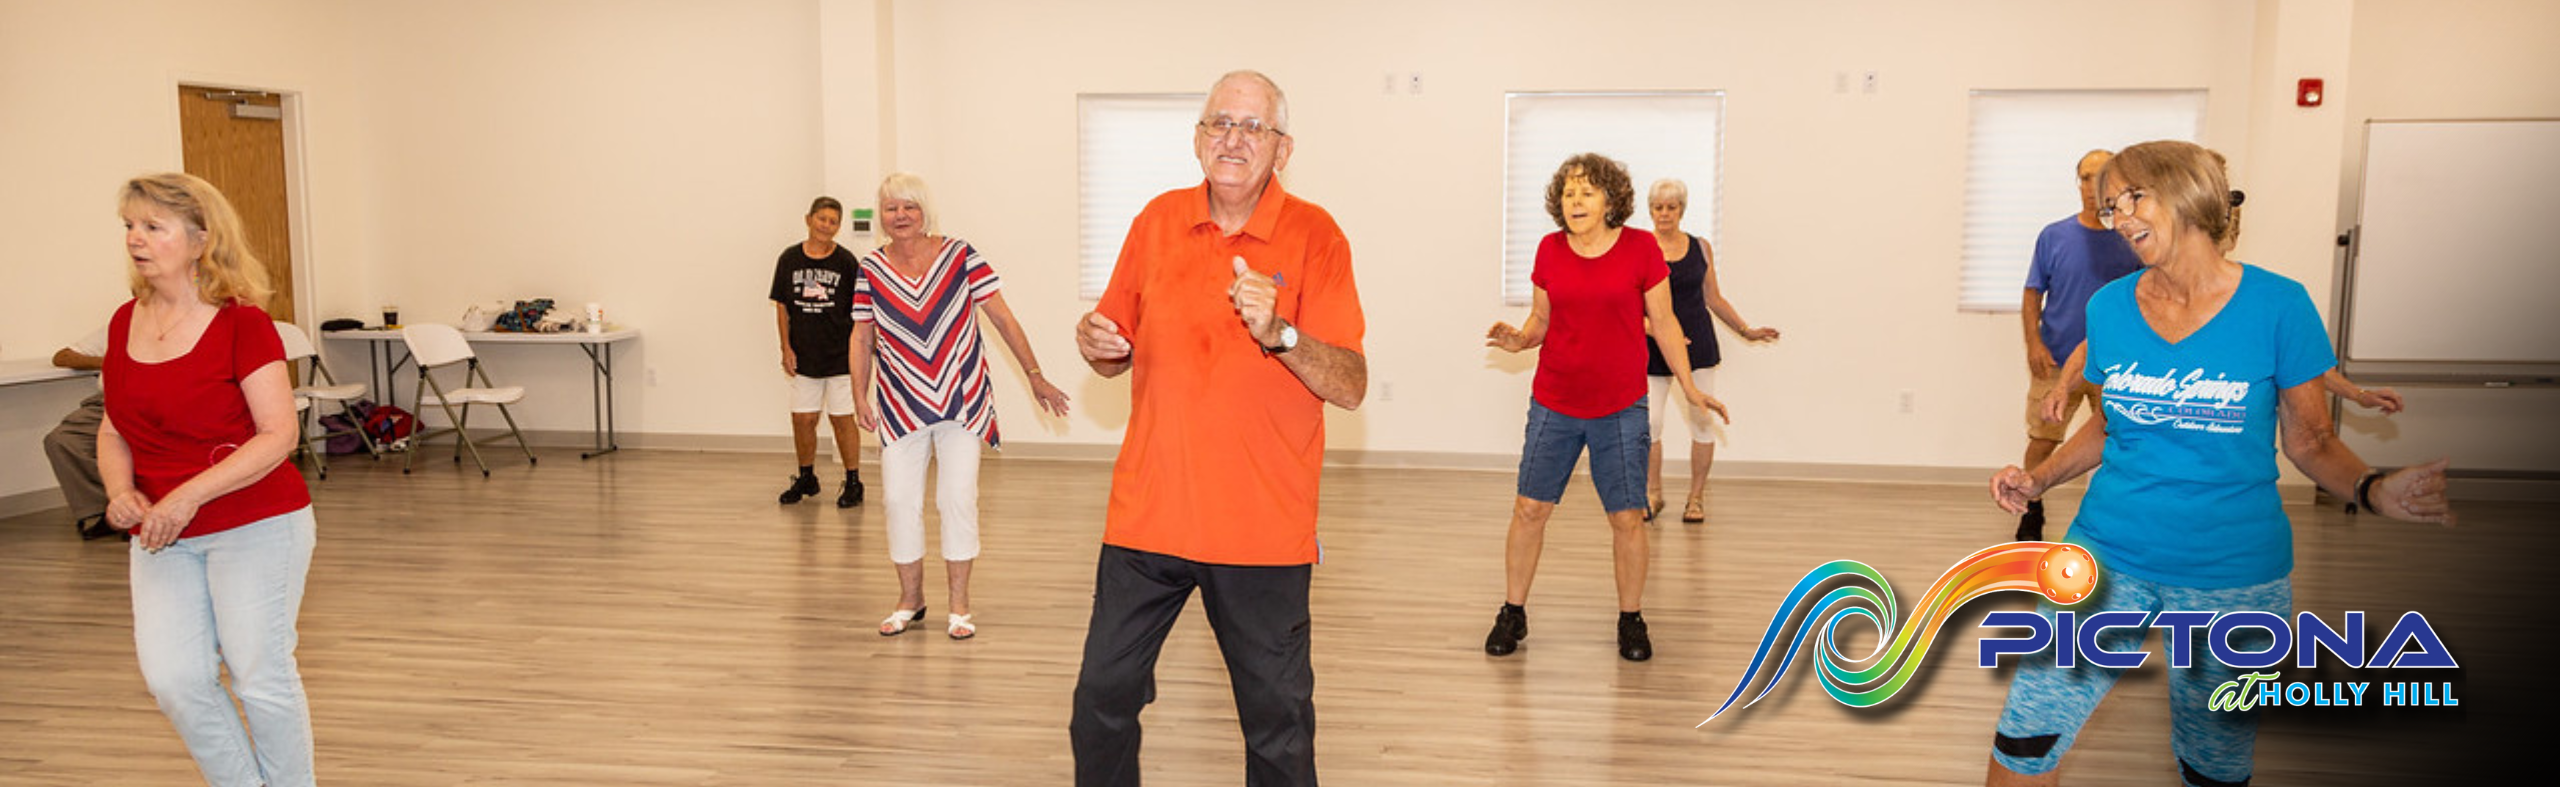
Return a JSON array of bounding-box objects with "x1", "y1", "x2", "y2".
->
[
  {"x1": 947, "y1": 613, "x2": 976, "y2": 640},
  {"x1": 878, "y1": 604, "x2": 926, "y2": 637}
]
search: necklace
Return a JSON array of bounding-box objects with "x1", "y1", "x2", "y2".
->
[{"x1": 150, "y1": 301, "x2": 202, "y2": 341}]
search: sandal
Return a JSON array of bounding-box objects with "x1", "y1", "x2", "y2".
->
[
  {"x1": 878, "y1": 604, "x2": 927, "y2": 637},
  {"x1": 947, "y1": 613, "x2": 976, "y2": 640},
  {"x1": 1681, "y1": 495, "x2": 1706, "y2": 524},
  {"x1": 1645, "y1": 495, "x2": 1665, "y2": 522}
]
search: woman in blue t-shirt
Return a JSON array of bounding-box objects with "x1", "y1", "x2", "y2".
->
[{"x1": 1982, "y1": 141, "x2": 2453, "y2": 787}]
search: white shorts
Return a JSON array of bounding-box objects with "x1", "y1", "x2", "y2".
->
[
  {"x1": 1646, "y1": 368, "x2": 1723, "y2": 445},
  {"x1": 789, "y1": 374, "x2": 856, "y2": 416}
]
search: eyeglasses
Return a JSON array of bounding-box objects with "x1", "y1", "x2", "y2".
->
[
  {"x1": 1197, "y1": 116, "x2": 1286, "y2": 141},
  {"x1": 2097, "y1": 188, "x2": 2147, "y2": 229}
]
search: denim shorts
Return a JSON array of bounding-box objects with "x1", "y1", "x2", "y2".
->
[
  {"x1": 1514, "y1": 399, "x2": 1650, "y2": 513},
  {"x1": 1991, "y1": 567, "x2": 2292, "y2": 785}
]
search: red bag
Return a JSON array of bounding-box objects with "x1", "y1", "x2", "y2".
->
[{"x1": 363, "y1": 405, "x2": 417, "y2": 447}]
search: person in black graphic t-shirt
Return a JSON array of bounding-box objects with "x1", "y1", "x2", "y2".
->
[{"x1": 768, "y1": 196, "x2": 866, "y2": 507}]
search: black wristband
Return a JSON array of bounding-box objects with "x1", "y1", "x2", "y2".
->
[{"x1": 2354, "y1": 470, "x2": 2385, "y2": 511}]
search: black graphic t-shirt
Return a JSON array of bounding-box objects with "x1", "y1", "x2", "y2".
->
[{"x1": 768, "y1": 242, "x2": 862, "y2": 377}]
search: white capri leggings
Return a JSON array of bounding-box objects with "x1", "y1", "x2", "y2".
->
[
  {"x1": 1646, "y1": 367, "x2": 1722, "y2": 446},
  {"x1": 881, "y1": 420, "x2": 983, "y2": 564}
]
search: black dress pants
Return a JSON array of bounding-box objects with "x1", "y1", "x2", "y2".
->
[{"x1": 1070, "y1": 544, "x2": 1315, "y2": 787}]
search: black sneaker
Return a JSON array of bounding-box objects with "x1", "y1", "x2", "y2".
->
[
  {"x1": 1484, "y1": 603, "x2": 1527, "y2": 656},
  {"x1": 76, "y1": 514, "x2": 118, "y2": 541},
  {"x1": 2015, "y1": 499, "x2": 2046, "y2": 542},
  {"x1": 838, "y1": 471, "x2": 864, "y2": 508},
  {"x1": 779, "y1": 474, "x2": 820, "y2": 504},
  {"x1": 1618, "y1": 611, "x2": 1652, "y2": 662}
]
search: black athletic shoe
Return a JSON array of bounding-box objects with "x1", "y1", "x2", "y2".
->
[
  {"x1": 1484, "y1": 603, "x2": 1528, "y2": 656},
  {"x1": 2015, "y1": 499, "x2": 2046, "y2": 542},
  {"x1": 838, "y1": 471, "x2": 864, "y2": 508},
  {"x1": 76, "y1": 514, "x2": 118, "y2": 541},
  {"x1": 779, "y1": 474, "x2": 820, "y2": 504},
  {"x1": 1618, "y1": 611, "x2": 1653, "y2": 662}
]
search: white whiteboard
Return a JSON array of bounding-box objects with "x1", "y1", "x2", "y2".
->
[{"x1": 2347, "y1": 119, "x2": 2560, "y2": 365}]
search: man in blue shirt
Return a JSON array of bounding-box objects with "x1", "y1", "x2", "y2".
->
[{"x1": 2015, "y1": 150, "x2": 2142, "y2": 541}]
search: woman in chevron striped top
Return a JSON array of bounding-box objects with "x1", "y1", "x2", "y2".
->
[{"x1": 850, "y1": 172, "x2": 1071, "y2": 641}]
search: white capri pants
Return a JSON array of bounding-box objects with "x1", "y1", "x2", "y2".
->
[
  {"x1": 1646, "y1": 367, "x2": 1723, "y2": 446},
  {"x1": 882, "y1": 420, "x2": 983, "y2": 564}
]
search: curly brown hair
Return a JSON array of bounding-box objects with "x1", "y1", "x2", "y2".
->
[{"x1": 1543, "y1": 153, "x2": 1635, "y2": 230}]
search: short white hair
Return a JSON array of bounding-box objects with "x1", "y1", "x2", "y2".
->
[
  {"x1": 1206, "y1": 69, "x2": 1290, "y2": 135},
  {"x1": 878, "y1": 172, "x2": 936, "y2": 236},
  {"x1": 1649, "y1": 178, "x2": 1688, "y2": 206}
]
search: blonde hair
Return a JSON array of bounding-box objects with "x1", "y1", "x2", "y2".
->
[
  {"x1": 878, "y1": 172, "x2": 938, "y2": 236},
  {"x1": 1649, "y1": 178, "x2": 1689, "y2": 207},
  {"x1": 2100, "y1": 141, "x2": 2243, "y2": 247},
  {"x1": 121, "y1": 172, "x2": 270, "y2": 309}
]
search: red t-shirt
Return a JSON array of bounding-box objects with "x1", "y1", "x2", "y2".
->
[
  {"x1": 1094, "y1": 181, "x2": 1365, "y2": 566},
  {"x1": 1529, "y1": 228, "x2": 1668, "y2": 418},
  {"x1": 105, "y1": 300, "x2": 311, "y2": 539}
]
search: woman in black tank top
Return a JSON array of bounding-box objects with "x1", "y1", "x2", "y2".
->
[{"x1": 1644, "y1": 179, "x2": 1780, "y2": 524}]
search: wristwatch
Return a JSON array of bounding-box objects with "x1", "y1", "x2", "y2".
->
[{"x1": 1264, "y1": 321, "x2": 1299, "y2": 354}]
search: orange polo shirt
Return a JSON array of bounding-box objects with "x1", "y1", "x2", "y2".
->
[{"x1": 1094, "y1": 180, "x2": 1365, "y2": 566}]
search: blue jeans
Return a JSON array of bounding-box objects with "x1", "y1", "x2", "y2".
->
[
  {"x1": 130, "y1": 507, "x2": 319, "y2": 787},
  {"x1": 1514, "y1": 399, "x2": 1651, "y2": 513}
]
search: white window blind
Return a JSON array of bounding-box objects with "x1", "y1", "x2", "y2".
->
[
  {"x1": 1503, "y1": 92, "x2": 1724, "y2": 306},
  {"x1": 1957, "y1": 89, "x2": 2207, "y2": 312},
  {"x1": 1078, "y1": 93, "x2": 1206, "y2": 300}
]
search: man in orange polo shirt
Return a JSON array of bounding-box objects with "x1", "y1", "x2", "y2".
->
[{"x1": 1070, "y1": 69, "x2": 1367, "y2": 787}]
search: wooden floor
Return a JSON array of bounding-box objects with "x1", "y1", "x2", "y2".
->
[{"x1": 1, "y1": 448, "x2": 2548, "y2": 785}]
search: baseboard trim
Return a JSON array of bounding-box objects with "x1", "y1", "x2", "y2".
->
[
  {"x1": 352, "y1": 431, "x2": 2560, "y2": 500},
  {"x1": 0, "y1": 487, "x2": 66, "y2": 520}
]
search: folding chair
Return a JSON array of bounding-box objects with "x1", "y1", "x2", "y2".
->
[
  {"x1": 401, "y1": 323, "x2": 536, "y2": 476},
  {"x1": 276, "y1": 321, "x2": 373, "y2": 479}
]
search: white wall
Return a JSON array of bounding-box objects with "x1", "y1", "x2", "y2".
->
[
  {"x1": 862, "y1": 0, "x2": 2267, "y2": 471},
  {"x1": 0, "y1": 0, "x2": 368, "y2": 508},
  {"x1": 343, "y1": 0, "x2": 828, "y2": 439},
  {"x1": 6, "y1": 0, "x2": 2553, "y2": 514}
]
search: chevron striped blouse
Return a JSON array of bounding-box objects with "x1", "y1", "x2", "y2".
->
[{"x1": 851, "y1": 237, "x2": 1003, "y2": 447}]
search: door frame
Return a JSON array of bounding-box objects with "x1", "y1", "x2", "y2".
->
[{"x1": 167, "y1": 76, "x2": 318, "y2": 328}]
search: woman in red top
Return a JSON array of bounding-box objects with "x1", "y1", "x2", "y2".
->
[
  {"x1": 1484, "y1": 154, "x2": 1726, "y2": 662},
  {"x1": 99, "y1": 173, "x2": 318, "y2": 787}
]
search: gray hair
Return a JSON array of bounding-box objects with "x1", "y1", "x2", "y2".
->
[
  {"x1": 1206, "y1": 69, "x2": 1290, "y2": 135},
  {"x1": 878, "y1": 172, "x2": 936, "y2": 236},
  {"x1": 1649, "y1": 178, "x2": 1688, "y2": 206}
]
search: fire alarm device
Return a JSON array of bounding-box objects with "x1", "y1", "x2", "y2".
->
[{"x1": 2297, "y1": 78, "x2": 2324, "y2": 107}]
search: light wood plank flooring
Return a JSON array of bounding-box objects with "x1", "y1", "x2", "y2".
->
[{"x1": 1, "y1": 449, "x2": 2546, "y2": 785}]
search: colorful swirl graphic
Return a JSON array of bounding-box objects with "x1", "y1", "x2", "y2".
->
[{"x1": 1698, "y1": 541, "x2": 2097, "y2": 725}]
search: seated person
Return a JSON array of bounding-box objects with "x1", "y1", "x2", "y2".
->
[{"x1": 44, "y1": 327, "x2": 114, "y2": 540}]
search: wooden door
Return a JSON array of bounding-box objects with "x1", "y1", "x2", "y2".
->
[{"x1": 177, "y1": 86, "x2": 295, "y2": 323}]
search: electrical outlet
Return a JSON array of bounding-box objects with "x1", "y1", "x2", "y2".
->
[
  {"x1": 647, "y1": 367, "x2": 660, "y2": 387},
  {"x1": 1380, "y1": 381, "x2": 1395, "y2": 402},
  {"x1": 1863, "y1": 71, "x2": 1879, "y2": 94},
  {"x1": 1408, "y1": 72, "x2": 1424, "y2": 95},
  {"x1": 1897, "y1": 389, "x2": 1915, "y2": 414}
]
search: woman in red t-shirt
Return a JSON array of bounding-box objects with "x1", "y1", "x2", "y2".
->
[
  {"x1": 99, "y1": 173, "x2": 318, "y2": 787},
  {"x1": 1483, "y1": 153, "x2": 1727, "y2": 663}
]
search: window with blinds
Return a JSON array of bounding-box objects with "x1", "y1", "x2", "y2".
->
[
  {"x1": 1078, "y1": 93, "x2": 1207, "y2": 300},
  {"x1": 1503, "y1": 92, "x2": 1724, "y2": 306},
  {"x1": 1956, "y1": 89, "x2": 2207, "y2": 312}
]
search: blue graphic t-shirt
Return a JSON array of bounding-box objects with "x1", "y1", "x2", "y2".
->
[{"x1": 2070, "y1": 264, "x2": 2336, "y2": 589}]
